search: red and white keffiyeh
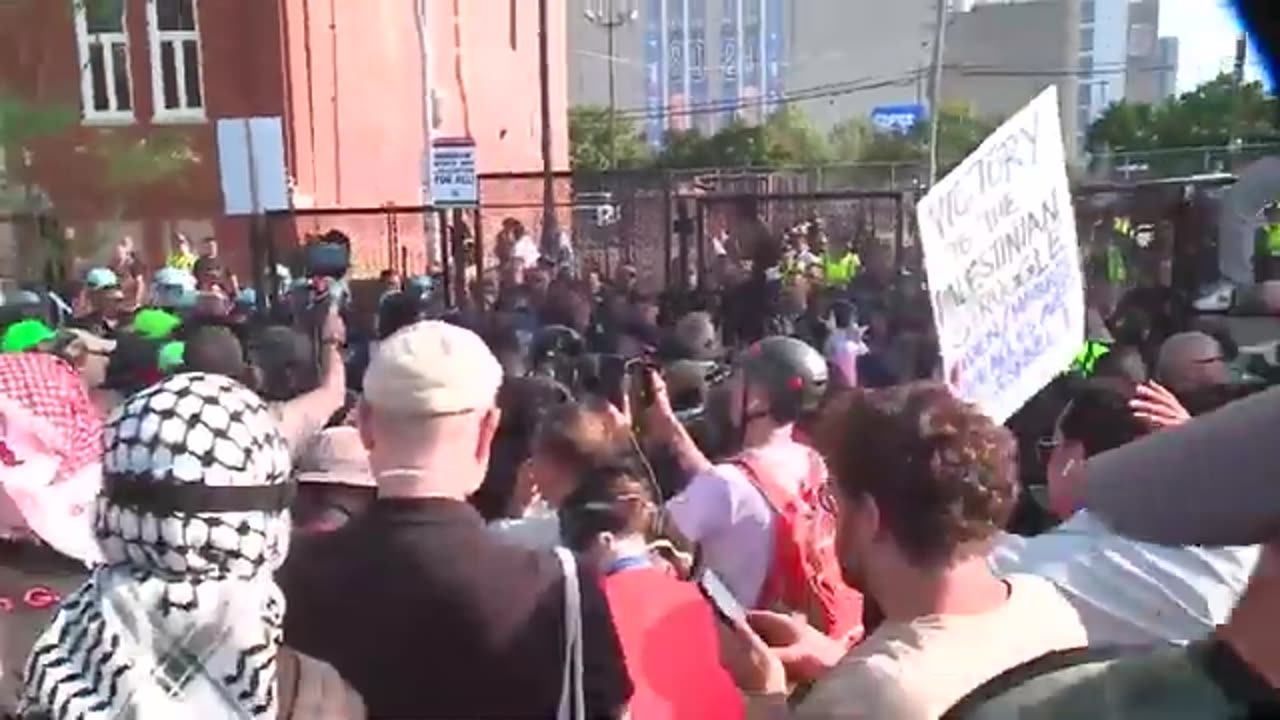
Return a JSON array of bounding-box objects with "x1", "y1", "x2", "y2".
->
[{"x1": 0, "y1": 353, "x2": 104, "y2": 564}]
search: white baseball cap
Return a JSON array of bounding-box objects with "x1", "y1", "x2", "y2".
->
[{"x1": 363, "y1": 321, "x2": 502, "y2": 416}]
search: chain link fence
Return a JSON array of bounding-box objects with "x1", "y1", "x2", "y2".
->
[
  {"x1": 1086, "y1": 143, "x2": 1280, "y2": 182},
  {"x1": 242, "y1": 144, "x2": 1280, "y2": 298}
]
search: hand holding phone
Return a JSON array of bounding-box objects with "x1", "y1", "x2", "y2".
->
[
  {"x1": 697, "y1": 569, "x2": 746, "y2": 625},
  {"x1": 597, "y1": 354, "x2": 629, "y2": 411},
  {"x1": 626, "y1": 358, "x2": 656, "y2": 409}
]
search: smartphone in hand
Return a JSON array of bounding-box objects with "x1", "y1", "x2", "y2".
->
[
  {"x1": 597, "y1": 354, "x2": 629, "y2": 411},
  {"x1": 626, "y1": 358, "x2": 656, "y2": 408},
  {"x1": 697, "y1": 569, "x2": 746, "y2": 625}
]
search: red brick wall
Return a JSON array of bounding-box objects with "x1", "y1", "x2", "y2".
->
[
  {"x1": 0, "y1": 0, "x2": 286, "y2": 278},
  {"x1": 0, "y1": 0, "x2": 572, "y2": 284},
  {"x1": 430, "y1": 0, "x2": 570, "y2": 176},
  {"x1": 278, "y1": 0, "x2": 427, "y2": 211}
]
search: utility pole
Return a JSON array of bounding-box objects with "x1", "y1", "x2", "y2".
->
[
  {"x1": 1227, "y1": 32, "x2": 1248, "y2": 171},
  {"x1": 537, "y1": 0, "x2": 557, "y2": 253},
  {"x1": 584, "y1": 0, "x2": 638, "y2": 169},
  {"x1": 926, "y1": 0, "x2": 949, "y2": 186}
]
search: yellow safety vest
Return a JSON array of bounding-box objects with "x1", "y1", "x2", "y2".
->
[
  {"x1": 1112, "y1": 216, "x2": 1133, "y2": 238},
  {"x1": 823, "y1": 252, "x2": 860, "y2": 286},
  {"x1": 1106, "y1": 246, "x2": 1127, "y2": 284},
  {"x1": 1072, "y1": 340, "x2": 1111, "y2": 376},
  {"x1": 167, "y1": 251, "x2": 196, "y2": 271},
  {"x1": 1266, "y1": 224, "x2": 1280, "y2": 256}
]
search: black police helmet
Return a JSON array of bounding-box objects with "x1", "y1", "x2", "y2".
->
[
  {"x1": 531, "y1": 324, "x2": 586, "y2": 364},
  {"x1": 738, "y1": 336, "x2": 828, "y2": 423},
  {"x1": 668, "y1": 311, "x2": 723, "y2": 362}
]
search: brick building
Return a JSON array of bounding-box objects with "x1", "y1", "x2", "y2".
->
[{"x1": 0, "y1": 0, "x2": 569, "y2": 281}]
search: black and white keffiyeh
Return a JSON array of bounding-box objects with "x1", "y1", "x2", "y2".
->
[{"x1": 20, "y1": 373, "x2": 293, "y2": 720}]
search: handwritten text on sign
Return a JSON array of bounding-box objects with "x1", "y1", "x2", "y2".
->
[
  {"x1": 917, "y1": 87, "x2": 1083, "y2": 423},
  {"x1": 430, "y1": 139, "x2": 478, "y2": 207}
]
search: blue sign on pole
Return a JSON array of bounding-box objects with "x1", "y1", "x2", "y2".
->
[
  {"x1": 870, "y1": 104, "x2": 928, "y2": 134},
  {"x1": 644, "y1": 0, "x2": 664, "y2": 147}
]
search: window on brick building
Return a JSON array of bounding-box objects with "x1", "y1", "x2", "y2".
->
[
  {"x1": 147, "y1": 0, "x2": 205, "y2": 121},
  {"x1": 73, "y1": 0, "x2": 134, "y2": 123}
]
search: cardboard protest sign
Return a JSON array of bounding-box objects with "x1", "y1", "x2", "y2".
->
[{"x1": 917, "y1": 87, "x2": 1083, "y2": 423}]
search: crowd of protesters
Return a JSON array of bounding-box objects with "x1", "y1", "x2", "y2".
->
[{"x1": 0, "y1": 197, "x2": 1277, "y2": 720}]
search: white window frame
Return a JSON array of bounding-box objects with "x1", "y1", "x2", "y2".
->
[
  {"x1": 73, "y1": 0, "x2": 135, "y2": 125},
  {"x1": 146, "y1": 0, "x2": 206, "y2": 123}
]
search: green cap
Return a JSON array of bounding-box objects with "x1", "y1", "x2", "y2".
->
[
  {"x1": 158, "y1": 341, "x2": 186, "y2": 373},
  {"x1": 131, "y1": 308, "x2": 183, "y2": 340},
  {"x1": 1, "y1": 319, "x2": 58, "y2": 353}
]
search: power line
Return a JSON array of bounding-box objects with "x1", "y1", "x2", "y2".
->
[
  {"x1": 611, "y1": 73, "x2": 921, "y2": 121},
  {"x1": 607, "y1": 61, "x2": 1155, "y2": 122}
]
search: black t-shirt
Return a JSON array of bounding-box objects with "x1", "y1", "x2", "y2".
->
[
  {"x1": 738, "y1": 219, "x2": 782, "y2": 273},
  {"x1": 278, "y1": 498, "x2": 632, "y2": 719}
]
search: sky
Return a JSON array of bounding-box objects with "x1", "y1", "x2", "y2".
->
[{"x1": 1160, "y1": 0, "x2": 1272, "y2": 91}]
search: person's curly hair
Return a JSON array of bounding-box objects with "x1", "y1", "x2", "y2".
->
[{"x1": 814, "y1": 382, "x2": 1018, "y2": 568}]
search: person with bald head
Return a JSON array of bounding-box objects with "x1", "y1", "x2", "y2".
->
[
  {"x1": 279, "y1": 321, "x2": 632, "y2": 719},
  {"x1": 1155, "y1": 332, "x2": 1230, "y2": 397}
]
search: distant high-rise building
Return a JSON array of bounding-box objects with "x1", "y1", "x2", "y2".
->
[
  {"x1": 943, "y1": 0, "x2": 1178, "y2": 157},
  {"x1": 1155, "y1": 37, "x2": 1181, "y2": 99},
  {"x1": 1071, "y1": 0, "x2": 1180, "y2": 149},
  {"x1": 569, "y1": 0, "x2": 790, "y2": 147},
  {"x1": 1124, "y1": 0, "x2": 1178, "y2": 105},
  {"x1": 567, "y1": 0, "x2": 1179, "y2": 156},
  {"x1": 567, "y1": 0, "x2": 939, "y2": 147},
  {"x1": 1076, "y1": 0, "x2": 1132, "y2": 147},
  {"x1": 942, "y1": 0, "x2": 1084, "y2": 157}
]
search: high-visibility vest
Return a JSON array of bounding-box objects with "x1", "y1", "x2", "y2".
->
[
  {"x1": 823, "y1": 252, "x2": 860, "y2": 286},
  {"x1": 1266, "y1": 224, "x2": 1280, "y2": 256},
  {"x1": 1106, "y1": 246, "x2": 1127, "y2": 284},
  {"x1": 781, "y1": 254, "x2": 806, "y2": 280},
  {"x1": 167, "y1": 251, "x2": 196, "y2": 271},
  {"x1": 1071, "y1": 340, "x2": 1111, "y2": 376}
]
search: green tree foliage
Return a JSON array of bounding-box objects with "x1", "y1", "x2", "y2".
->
[
  {"x1": 649, "y1": 107, "x2": 831, "y2": 168},
  {"x1": 0, "y1": 94, "x2": 77, "y2": 150},
  {"x1": 849, "y1": 104, "x2": 999, "y2": 169},
  {"x1": 927, "y1": 103, "x2": 1001, "y2": 167},
  {"x1": 827, "y1": 117, "x2": 875, "y2": 163},
  {"x1": 1088, "y1": 73, "x2": 1280, "y2": 151},
  {"x1": 568, "y1": 105, "x2": 650, "y2": 173},
  {"x1": 94, "y1": 129, "x2": 201, "y2": 191},
  {"x1": 0, "y1": 93, "x2": 77, "y2": 212},
  {"x1": 653, "y1": 121, "x2": 774, "y2": 168},
  {"x1": 762, "y1": 105, "x2": 830, "y2": 165},
  {"x1": 570, "y1": 102, "x2": 999, "y2": 174}
]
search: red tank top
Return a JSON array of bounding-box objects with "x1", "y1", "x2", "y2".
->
[{"x1": 602, "y1": 567, "x2": 744, "y2": 720}]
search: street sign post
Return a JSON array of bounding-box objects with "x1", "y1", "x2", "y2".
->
[{"x1": 430, "y1": 137, "x2": 478, "y2": 207}]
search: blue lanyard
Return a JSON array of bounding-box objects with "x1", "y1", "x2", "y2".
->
[{"x1": 604, "y1": 554, "x2": 651, "y2": 576}]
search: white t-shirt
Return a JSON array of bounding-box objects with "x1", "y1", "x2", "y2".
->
[
  {"x1": 665, "y1": 428, "x2": 817, "y2": 606},
  {"x1": 791, "y1": 574, "x2": 1088, "y2": 719},
  {"x1": 823, "y1": 328, "x2": 867, "y2": 387},
  {"x1": 990, "y1": 510, "x2": 1258, "y2": 646},
  {"x1": 511, "y1": 235, "x2": 540, "y2": 268}
]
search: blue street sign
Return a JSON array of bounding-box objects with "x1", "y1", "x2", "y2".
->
[{"x1": 870, "y1": 104, "x2": 927, "y2": 134}]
